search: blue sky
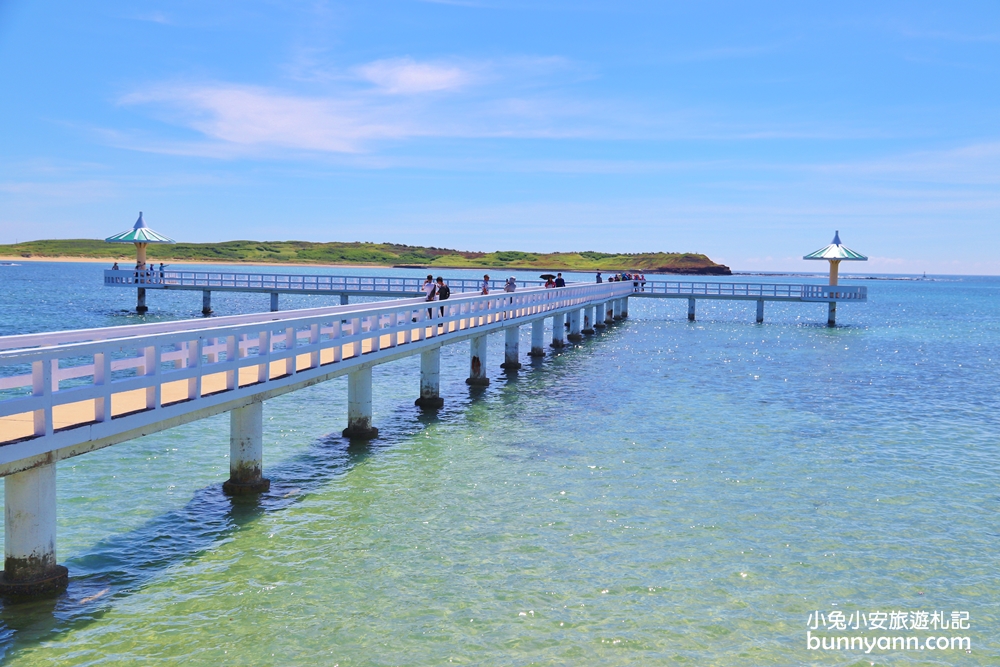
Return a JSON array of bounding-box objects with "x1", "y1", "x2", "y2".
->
[{"x1": 1, "y1": 1, "x2": 998, "y2": 273}]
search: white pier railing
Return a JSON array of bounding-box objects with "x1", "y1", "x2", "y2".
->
[
  {"x1": 0, "y1": 282, "x2": 633, "y2": 470},
  {"x1": 636, "y1": 281, "x2": 867, "y2": 302},
  {"x1": 104, "y1": 270, "x2": 543, "y2": 295}
]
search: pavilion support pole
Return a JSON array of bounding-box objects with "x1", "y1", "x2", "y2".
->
[
  {"x1": 466, "y1": 335, "x2": 490, "y2": 386},
  {"x1": 567, "y1": 310, "x2": 583, "y2": 342},
  {"x1": 136, "y1": 288, "x2": 147, "y2": 314},
  {"x1": 529, "y1": 319, "x2": 546, "y2": 357},
  {"x1": 270, "y1": 293, "x2": 279, "y2": 312},
  {"x1": 223, "y1": 399, "x2": 270, "y2": 495},
  {"x1": 756, "y1": 299, "x2": 764, "y2": 324},
  {"x1": 827, "y1": 259, "x2": 840, "y2": 327},
  {"x1": 501, "y1": 327, "x2": 521, "y2": 370},
  {"x1": 415, "y1": 347, "x2": 444, "y2": 409},
  {"x1": 687, "y1": 298, "x2": 696, "y2": 322},
  {"x1": 550, "y1": 314, "x2": 566, "y2": 348},
  {"x1": 340, "y1": 294, "x2": 349, "y2": 306},
  {"x1": 202, "y1": 290, "x2": 213, "y2": 316},
  {"x1": 343, "y1": 367, "x2": 378, "y2": 439},
  {"x1": 0, "y1": 462, "x2": 68, "y2": 597}
]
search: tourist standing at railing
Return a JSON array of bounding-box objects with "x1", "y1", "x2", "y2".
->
[
  {"x1": 555, "y1": 273, "x2": 566, "y2": 287},
  {"x1": 111, "y1": 262, "x2": 119, "y2": 271},
  {"x1": 596, "y1": 272, "x2": 602, "y2": 283},
  {"x1": 504, "y1": 277, "x2": 517, "y2": 293},
  {"x1": 158, "y1": 263, "x2": 167, "y2": 282},
  {"x1": 481, "y1": 274, "x2": 490, "y2": 295}
]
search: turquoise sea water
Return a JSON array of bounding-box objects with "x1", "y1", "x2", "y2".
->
[{"x1": 0, "y1": 262, "x2": 998, "y2": 665}]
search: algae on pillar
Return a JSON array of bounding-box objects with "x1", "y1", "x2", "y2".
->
[
  {"x1": 501, "y1": 326, "x2": 522, "y2": 370},
  {"x1": 223, "y1": 399, "x2": 270, "y2": 495},
  {"x1": 567, "y1": 310, "x2": 583, "y2": 342},
  {"x1": 0, "y1": 463, "x2": 68, "y2": 597},
  {"x1": 415, "y1": 347, "x2": 444, "y2": 408},
  {"x1": 582, "y1": 306, "x2": 595, "y2": 334},
  {"x1": 529, "y1": 319, "x2": 546, "y2": 357},
  {"x1": 343, "y1": 367, "x2": 378, "y2": 439},
  {"x1": 466, "y1": 335, "x2": 490, "y2": 386},
  {"x1": 550, "y1": 313, "x2": 566, "y2": 348}
]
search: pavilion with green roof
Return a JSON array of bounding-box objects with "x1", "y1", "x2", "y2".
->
[{"x1": 803, "y1": 231, "x2": 867, "y2": 326}]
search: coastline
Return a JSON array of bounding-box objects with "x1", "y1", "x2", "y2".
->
[{"x1": 0, "y1": 255, "x2": 728, "y2": 275}]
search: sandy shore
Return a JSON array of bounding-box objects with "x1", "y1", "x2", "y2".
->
[{"x1": 0, "y1": 256, "x2": 393, "y2": 270}]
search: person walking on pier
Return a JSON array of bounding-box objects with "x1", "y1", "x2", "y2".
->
[
  {"x1": 436, "y1": 276, "x2": 451, "y2": 318},
  {"x1": 504, "y1": 276, "x2": 517, "y2": 292},
  {"x1": 481, "y1": 274, "x2": 490, "y2": 295},
  {"x1": 555, "y1": 273, "x2": 566, "y2": 287},
  {"x1": 596, "y1": 271, "x2": 602, "y2": 283}
]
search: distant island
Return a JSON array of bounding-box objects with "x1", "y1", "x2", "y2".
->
[{"x1": 0, "y1": 239, "x2": 732, "y2": 275}]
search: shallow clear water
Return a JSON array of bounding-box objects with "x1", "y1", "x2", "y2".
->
[{"x1": 0, "y1": 262, "x2": 997, "y2": 665}]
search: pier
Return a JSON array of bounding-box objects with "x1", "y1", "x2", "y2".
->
[
  {"x1": 103, "y1": 269, "x2": 867, "y2": 323},
  {"x1": 0, "y1": 281, "x2": 633, "y2": 595}
]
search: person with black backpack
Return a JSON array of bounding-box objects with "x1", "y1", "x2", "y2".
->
[
  {"x1": 423, "y1": 274, "x2": 437, "y2": 320},
  {"x1": 436, "y1": 276, "x2": 451, "y2": 319}
]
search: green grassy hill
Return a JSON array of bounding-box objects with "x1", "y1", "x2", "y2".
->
[{"x1": 0, "y1": 239, "x2": 731, "y2": 275}]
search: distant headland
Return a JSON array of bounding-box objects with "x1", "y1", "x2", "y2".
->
[{"x1": 0, "y1": 239, "x2": 732, "y2": 275}]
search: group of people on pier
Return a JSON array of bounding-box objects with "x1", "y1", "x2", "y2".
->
[{"x1": 597, "y1": 271, "x2": 647, "y2": 291}]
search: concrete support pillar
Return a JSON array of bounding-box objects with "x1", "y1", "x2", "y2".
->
[
  {"x1": 415, "y1": 347, "x2": 444, "y2": 409},
  {"x1": 567, "y1": 310, "x2": 583, "y2": 341},
  {"x1": 343, "y1": 367, "x2": 378, "y2": 439},
  {"x1": 223, "y1": 400, "x2": 270, "y2": 495},
  {"x1": 501, "y1": 326, "x2": 521, "y2": 370},
  {"x1": 756, "y1": 299, "x2": 764, "y2": 324},
  {"x1": 466, "y1": 335, "x2": 490, "y2": 386},
  {"x1": 202, "y1": 290, "x2": 213, "y2": 316},
  {"x1": 621, "y1": 297, "x2": 629, "y2": 318},
  {"x1": 0, "y1": 463, "x2": 68, "y2": 597},
  {"x1": 594, "y1": 302, "x2": 607, "y2": 328},
  {"x1": 613, "y1": 299, "x2": 623, "y2": 320},
  {"x1": 529, "y1": 319, "x2": 546, "y2": 357},
  {"x1": 582, "y1": 306, "x2": 595, "y2": 334},
  {"x1": 136, "y1": 288, "x2": 147, "y2": 314},
  {"x1": 270, "y1": 293, "x2": 279, "y2": 312},
  {"x1": 605, "y1": 302, "x2": 614, "y2": 324},
  {"x1": 340, "y1": 294, "x2": 349, "y2": 306},
  {"x1": 828, "y1": 301, "x2": 837, "y2": 327},
  {"x1": 551, "y1": 313, "x2": 566, "y2": 348},
  {"x1": 687, "y1": 298, "x2": 696, "y2": 321}
]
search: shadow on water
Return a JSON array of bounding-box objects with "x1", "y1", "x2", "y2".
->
[
  {"x1": 0, "y1": 423, "x2": 404, "y2": 659},
  {"x1": 0, "y1": 326, "x2": 613, "y2": 659}
]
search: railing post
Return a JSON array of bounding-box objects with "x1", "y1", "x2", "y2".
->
[
  {"x1": 501, "y1": 326, "x2": 521, "y2": 370},
  {"x1": 466, "y1": 335, "x2": 490, "y2": 386},
  {"x1": 343, "y1": 366, "x2": 378, "y2": 440},
  {"x1": 202, "y1": 290, "x2": 212, "y2": 316},
  {"x1": 756, "y1": 299, "x2": 764, "y2": 324},
  {"x1": 415, "y1": 347, "x2": 444, "y2": 409},
  {"x1": 687, "y1": 298, "x2": 696, "y2": 322},
  {"x1": 222, "y1": 399, "x2": 270, "y2": 495},
  {"x1": 550, "y1": 313, "x2": 566, "y2": 348},
  {"x1": 270, "y1": 293, "x2": 279, "y2": 312},
  {"x1": 0, "y1": 462, "x2": 68, "y2": 597}
]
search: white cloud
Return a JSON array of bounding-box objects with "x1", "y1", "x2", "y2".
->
[{"x1": 356, "y1": 57, "x2": 473, "y2": 94}]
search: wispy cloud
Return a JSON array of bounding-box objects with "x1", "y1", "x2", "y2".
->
[
  {"x1": 355, "y1": 57, "x2": 474, "y2": 94},
  {"x1": 132, "y1": 11, "x2": 171, "y2": 25}
]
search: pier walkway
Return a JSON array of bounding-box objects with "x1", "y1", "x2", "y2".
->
[
  {"x1": 103, "y1": 269, "x2": 867, "y2": 323},
  {"x1": 0, "y1": 282, "x2": 634, "y2": 595}
]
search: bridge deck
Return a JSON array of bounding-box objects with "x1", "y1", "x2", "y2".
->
[
  {"x1": 103, "y1": 270, "x2": 867, "y2": 302},
  {"x1": 0, "y1": 282, "x2": 633, "y2": 475}
]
